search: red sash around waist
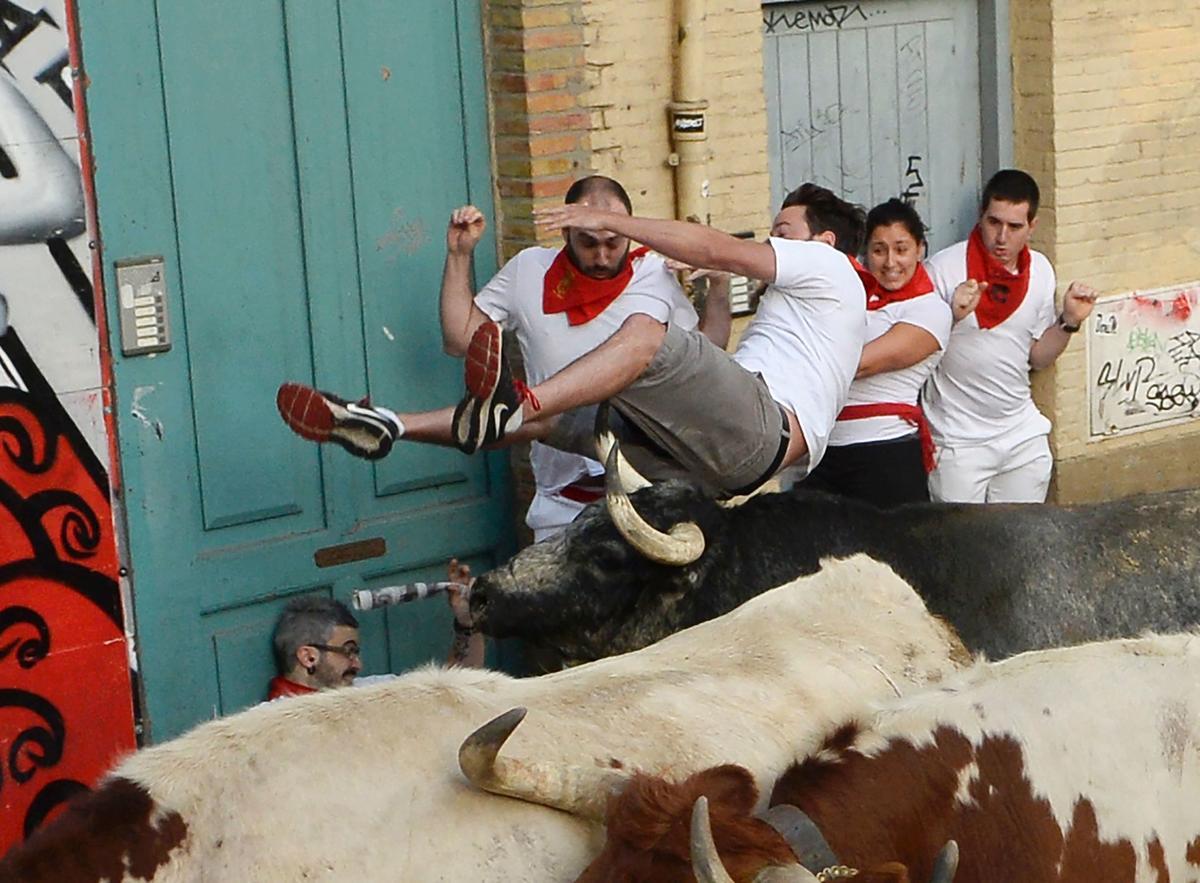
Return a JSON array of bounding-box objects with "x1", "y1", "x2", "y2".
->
[
  {"x1": 837, "y1": 402, "x2": 936, "y2": 473},
  {"x1": 557, "y1": 478, "x2": 606, "y2": 504}
]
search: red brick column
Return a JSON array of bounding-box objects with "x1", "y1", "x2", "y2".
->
[
  {"x1": 485, "y1": 1, "x2": 594, "y2": 547},
  {"x1": 487, "y1": 0, "x2": 591, "y2": 259}
]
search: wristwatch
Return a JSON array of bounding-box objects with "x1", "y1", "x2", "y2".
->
[{"x1": 1058, "y1": 313, "x2": 1081, "y2": 334}]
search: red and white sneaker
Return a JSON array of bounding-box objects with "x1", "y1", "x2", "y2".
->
[
  {"x1": 452, "y1": 321, "x2": 539, "y2": 454},
  {"x1": 276, "y1": 382, "x2": 403, "y2": 461}
]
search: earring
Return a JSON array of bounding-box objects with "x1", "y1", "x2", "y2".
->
[{"x1": 305, "y1": 665, "x2": 316, "y2": 675}]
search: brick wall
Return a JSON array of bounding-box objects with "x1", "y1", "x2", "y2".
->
[
  {"x1": 582, "y1": 0, "x2": 772, "y2": 231},
  {"x1": 487, "y1": 0, "x2": 592, "y2": 260},
  {"x1": 1011, "y1": 0, "x2": 1200, "y2": 501},
  {"x1": 486, "y1": 0, "x2": 772, "y2": 248}
]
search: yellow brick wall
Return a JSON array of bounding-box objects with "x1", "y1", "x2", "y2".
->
[
  {"x1": 1012, "y1": 0, "x2": 1200, "y2": 502},
  {"x1": 485, "y1": 0, "x2": 770, "y2": 248},
  {"x1": 581, "y1": 0, "x2": 772, "y2": 232}
]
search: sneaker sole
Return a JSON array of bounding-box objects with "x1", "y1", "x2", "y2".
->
[
  {"x1": 277, "y1": 383, "x2": 394, "y2": 459},
  {"x1": 277, "y1": 383, "x2": 336, "y2": 442},
  {"x1": 454, "y1": 323, "x2": 505, "y2": 452},
  {"x1": 465, "y1": 321, "x2": 503, "y2": 400}
]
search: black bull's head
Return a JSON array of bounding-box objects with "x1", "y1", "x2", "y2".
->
[
  {"x1": 470, "y1": 480, "x2": 731, "y2": 661},
  {"x1": 468, "y1": 463, "x2": 900, "y2": 662}
]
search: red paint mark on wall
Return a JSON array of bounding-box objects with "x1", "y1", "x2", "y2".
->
[
  {"x1": 1170, "y1": 292, "x2": 1194, "y2": 323},
  {"x1": 1132, "y1": 289, "x2": 1197, "y2": 324}
]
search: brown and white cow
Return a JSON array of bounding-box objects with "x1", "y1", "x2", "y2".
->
[
  {"x1": 569, "y1": 633, "x2": 1200, "y2": 883},
  {"x1": 0, "y1": 556, "x2": 965, "y2": 882}
]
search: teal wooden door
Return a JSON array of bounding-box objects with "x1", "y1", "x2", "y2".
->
[{"x1": 77, "y1": 1, "x2": 513, "y2": 740}]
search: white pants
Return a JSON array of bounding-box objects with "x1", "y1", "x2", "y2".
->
[{"x1": 928, "y1": 433, "x2": 1053, "y2": 503}]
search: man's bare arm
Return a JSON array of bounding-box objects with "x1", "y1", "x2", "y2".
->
[
  {"x1": 445, "y1": 559, "x2": 485, "y2": 668},
  {"x1": 537, "y1": 205, "x2": 777, "y2": 283},
  {"x1": 697, "y1": 272, "x2": 732, "y2": 349},
  {"x1": 441, "y1": 206, "x2": 492, "y2": 357},
  {"x1": 1029, "y1": 281, "x2": 1097, "y2": 371}
]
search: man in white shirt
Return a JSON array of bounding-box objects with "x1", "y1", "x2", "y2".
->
[
  {"x1": 278, "y1": 176, "x2": 728, "y2": 538},
  {"x1": 923, "y1": 169, "x2": 1097, "y2": 503},
  {"x1": 452, "y1": 183, "x2": 868, "y2": 496},
  {"x1": 281, "y1": 182, "x2": 865, "y2": 498}
]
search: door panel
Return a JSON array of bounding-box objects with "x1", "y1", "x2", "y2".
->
[
  {"x1": 340, "y1": 2, "x2": 496, "y2": 506},
  {"x1": 763, "y1": 0, "x2": 982, "y2": 251},
  {"x1": 155, "y1": 3, "x2": 318, "y2": 533},
  {"x1": 79, "y1": 0, "x2": 513, "y2": 741}
]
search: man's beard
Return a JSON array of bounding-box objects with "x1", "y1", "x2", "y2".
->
[
  {"x1": 566, "y1": 239, "x2": 630, "y2": 280},
  {"x1": 313, "y1": 659, "x2": 357, "y2": 689}
]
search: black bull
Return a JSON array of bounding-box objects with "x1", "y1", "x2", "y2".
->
[{"x1": 470, "y1": 483, "x2": 1200, "y2": 662}]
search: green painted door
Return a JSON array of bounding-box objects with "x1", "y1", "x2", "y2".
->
[{"x1": 77, "y1": 1, "x2": 513, "y2": 740}]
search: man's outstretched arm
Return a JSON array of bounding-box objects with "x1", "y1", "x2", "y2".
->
[
  {"x1": 1029, "y1": 281, "x2": 1097, "y2": 371},
  {"x1": 441, "y1": 205, "x2": 493, "y2": 357},
  {"x1": 537, "y1": 205, "x2": 777, "y2": 284}
]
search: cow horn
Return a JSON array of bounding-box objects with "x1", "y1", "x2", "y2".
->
[
  {"x1": 593, "y1": 403, "x2": 651, "y2": 493},
  {"x1": 691, "y1": 797, "x2": 736, "y2": 883},
  {"x1": 691, "y1": 797, "x2": 817, "y2": 883},
  {"x1": 458, "y1": 707, "x2": 629, "y2": 822},
  {"x1": 928, "y1": 840, "x2": 959, "y2": 883},
  {"x1": 759, "y1": 804, "x2": 840, "y2": 874},
  {"x1": 605, "y1": 442, "x2": 705, "y2": 566}
]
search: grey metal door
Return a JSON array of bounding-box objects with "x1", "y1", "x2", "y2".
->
[{"x1": 763, "y1": 0, "x2": 982, "y2": 251}]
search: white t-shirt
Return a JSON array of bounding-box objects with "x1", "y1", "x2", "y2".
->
[
  {"x1": 829, "y1": 291, "x2": 952, "y2": 446},
  {"x1": 922, "y1": 240, "x2": 1058, "y2": 445},
  {"x1": 475, "y1": 246, "x2": 697, "y2": 535},
  {"x1": 732, "y1": 238, "x2": 866, "y2": 473}
]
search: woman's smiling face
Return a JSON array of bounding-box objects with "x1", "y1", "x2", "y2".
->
[{"x1": 866, "y1": 221, "x2": 925, "y2": 291}]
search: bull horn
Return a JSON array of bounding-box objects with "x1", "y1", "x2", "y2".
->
[
  {"x1": 593, "y1": 402, "x2": 651, "y2": 493},
  {"x1": 605, "y1": 442, "x2": 705, "y2": 566},
  {"x1": 458, "y1": 707, "x2": 629, "y2": 822},
  {"x1": 691, "y1": 797, "x2": 817, "y2": 883},
  {"x1": 929, "y1": 840, "x2": 959, "y2": 883},
  {"x1": 691, "y1": 797, "x2": 736, "y2": 883},
  {"x1": 759, "y1": 804, "x2": 840, "y2": 875}
]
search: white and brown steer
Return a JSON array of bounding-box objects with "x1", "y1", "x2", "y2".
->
[
  {"x1": 575, "y1": 633, "x2": 1200, "y2": 883},
  {"x1": 0, "y1": 556, "x2": 965, "y2": 882}
]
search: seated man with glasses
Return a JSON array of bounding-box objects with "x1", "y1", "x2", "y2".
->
[
  {"x1": 266, "y1": 565, "x2": 483, "y2": 701},
  {"x1": 267, "y1": 595, "x2": 364, "y2": 699}
]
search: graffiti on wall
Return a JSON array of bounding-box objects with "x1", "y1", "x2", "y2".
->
[
  {"x1": 1089, "y1": 283, "x2": 1200, "y2": 438},
  {"x1": 0, "y1": 0, "x2": 135, "y2": 853}
]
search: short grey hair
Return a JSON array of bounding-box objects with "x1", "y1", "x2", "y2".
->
[{"x1": 271, "y1": 595, "x2": 358, "y2": 674}]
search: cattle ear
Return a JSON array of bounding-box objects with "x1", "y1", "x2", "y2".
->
[{"x1": 692, "y1": 765, "x2": 759, "y2": 815}]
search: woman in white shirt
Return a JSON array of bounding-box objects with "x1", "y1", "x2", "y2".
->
[{"x1": 797, "y1": 199, "x2": 952, "y2": 507}]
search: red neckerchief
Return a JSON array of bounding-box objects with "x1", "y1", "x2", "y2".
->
[
  {"x1": 266, "y1": 676, "x2": 317, "y2": 701},
  {"x1": 542, "y1": 246, "x2": 651, "y2": 326},
  {"x1": 837, "y1": 403, "x2": 936, "y2": 473},
  {"x1": 863, "y1": 263, "x2": 935, "y2": 311},
  {"x1": 966, "y1": 225, "x2": 1031, "y2": 329}
]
